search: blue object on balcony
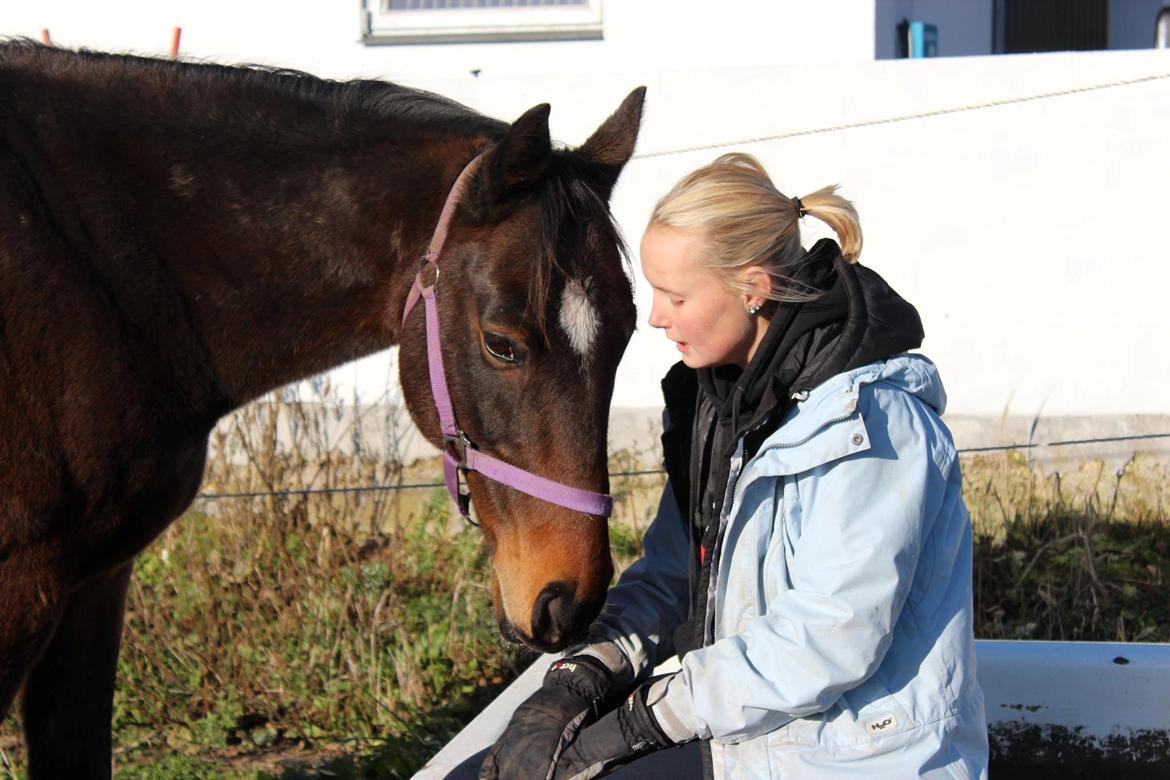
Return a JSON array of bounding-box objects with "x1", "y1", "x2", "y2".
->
[{"x1": 910, "y1": 21, "x2": 939, "y2": 58}]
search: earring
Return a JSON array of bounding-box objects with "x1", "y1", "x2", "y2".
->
[{"x1": 747, "y1": 303, "x2": 761, "y2": 315}]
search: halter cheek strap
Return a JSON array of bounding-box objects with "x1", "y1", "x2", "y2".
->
[{"x1": 401, "y1": 153, "x2": 614, "y2": 522}]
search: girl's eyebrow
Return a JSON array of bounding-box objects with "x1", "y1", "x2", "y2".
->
[{"x1": 646, "y1": 279, "x2": 685, "y2": 296}]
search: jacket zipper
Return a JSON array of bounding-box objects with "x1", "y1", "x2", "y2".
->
[
  {"x1": 703, "y1": 409, "x2": 857, "y2": 644},
  {"x1": 727, "y1": 410, "x2": 857, "y2": 522}
]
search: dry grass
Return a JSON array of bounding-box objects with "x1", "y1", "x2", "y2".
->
[{"x1": 967, "y1": 452, "x2": 1170, "y2": 642}]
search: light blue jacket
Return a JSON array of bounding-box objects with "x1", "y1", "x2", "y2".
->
[{"x1": 586, "y1": 354, "x2": 988, "y2": 779}]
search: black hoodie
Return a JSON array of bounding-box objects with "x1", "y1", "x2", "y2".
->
[{"x1": 658, "y1": 238, "x2": 925, "y2": 660}]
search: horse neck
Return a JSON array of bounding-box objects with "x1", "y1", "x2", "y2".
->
[
  {"x1": 4, "y1": 47, "x2": 498, "y2": 428},
  {"x1": 158, "y1": 133, "x2": 486, "y2": 413},
  {"x1": 27, "y1": 59, "x2": 491, "y2": 419}
]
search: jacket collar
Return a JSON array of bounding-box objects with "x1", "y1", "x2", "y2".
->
[{"x1": 748, "y1": 354, "x2": 947, "y2": 479}]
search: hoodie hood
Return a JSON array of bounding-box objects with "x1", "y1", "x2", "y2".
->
[
  {"x1": 799, "y1": 242, "x2": 925, "y2": 393},
  {"x1": 694, "y1": 238, "x2": 924, "y2": 449}
]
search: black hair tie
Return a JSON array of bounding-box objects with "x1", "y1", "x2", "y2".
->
[{"x1": 792, "y1": 197, "x2": 807, "y2": 219}]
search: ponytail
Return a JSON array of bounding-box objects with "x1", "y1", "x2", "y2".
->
[
  {"x1": 796, "y1": 184, "x2": 862, "y2": 263},
  {"x1": 648, "y1": 153, "x2": 864, "y2": 303}
]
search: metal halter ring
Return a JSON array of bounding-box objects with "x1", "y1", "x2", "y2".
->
[{"x1": 417, "y1": 261, "x2": 440, "y2": 292}]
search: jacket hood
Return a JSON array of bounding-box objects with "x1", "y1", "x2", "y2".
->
[{"x1": 872, "y1": 353, "x2": 949, "y2": 415}]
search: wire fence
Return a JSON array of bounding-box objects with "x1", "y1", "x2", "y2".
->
[
  {"x1": 194, "y1": 432, "x2": 1170, "y2": 501},
  {"x1": 630, "y1": 70, "x2": 1170, "y2": 160}
]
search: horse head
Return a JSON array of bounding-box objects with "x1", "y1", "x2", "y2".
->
[{"x1": 399, "y1": 88, "x2": 644, "y2": 652}]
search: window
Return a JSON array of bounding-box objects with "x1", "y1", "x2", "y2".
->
[
  {"x1": 993, "y1": 0, "x2": 1109, "y2": 54},
  {"x1": 363, "y1": 0, "x2": 603, "y2": 45}
]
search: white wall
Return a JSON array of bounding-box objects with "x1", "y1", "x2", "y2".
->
[
  {"x1": 598, "y1": 49, "x2": 1170, "y2": 418},
  {"x1": 4, "y1": 4, "x2": 1170, "y2": 419},
  {"x1": 874, "y1": 0, "x2": 994, "y2": 59}
]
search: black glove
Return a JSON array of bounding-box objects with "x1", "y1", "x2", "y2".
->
[
  {"x1": 553, "y1": 678, "x2": 676, "y2": 780},
  {"x1": 480, "y1": 655, "x2": 619, "y2": 780}
]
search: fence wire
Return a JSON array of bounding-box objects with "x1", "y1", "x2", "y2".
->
[
  {"x1": 194, "y1": 432, "x2": 1170, "y2": 501},
  {"x1": 631, "y1": 70, "x2": 1170, "y2": 160}
]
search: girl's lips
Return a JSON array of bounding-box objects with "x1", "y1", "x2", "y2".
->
[{"x1": 676, "y1": 341, "x2": 688, "y2": 352}]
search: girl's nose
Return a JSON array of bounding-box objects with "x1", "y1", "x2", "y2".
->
[{"x1": 647, "y1": 296, "x2": 668, "y2": 329}]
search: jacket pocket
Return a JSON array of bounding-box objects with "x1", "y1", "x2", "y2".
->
[{"x1": 769, "y1": 671, "x2": 912, "y2": 750}]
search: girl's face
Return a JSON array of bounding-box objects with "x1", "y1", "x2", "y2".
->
[{"x1": 641, "y1": 225, "x2": 766, "y2": 369}]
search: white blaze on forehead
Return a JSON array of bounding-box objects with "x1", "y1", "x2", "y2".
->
[{"x1": 559, "y1": 276, "x2": 599, "y2": 358}]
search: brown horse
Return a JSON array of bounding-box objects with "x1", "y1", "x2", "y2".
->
[{"x1": 0, "y1": 40, "x2": 642, "y2": 776}]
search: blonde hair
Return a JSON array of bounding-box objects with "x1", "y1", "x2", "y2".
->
[{"x1": 647, "y1": 153, "x2": 862, "y2": 302}]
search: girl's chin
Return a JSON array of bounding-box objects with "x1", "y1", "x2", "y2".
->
[{"x1": 673, "y1": 341, "x2": 719, "y2": 368}]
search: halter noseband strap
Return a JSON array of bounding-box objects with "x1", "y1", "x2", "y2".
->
[{"x1": 401, "y1": 152, "x2": 614, "y2": 522}]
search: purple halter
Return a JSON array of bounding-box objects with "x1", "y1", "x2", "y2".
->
[{"x1": 401, "y1": 152, "x2": 615, "y2": 523}]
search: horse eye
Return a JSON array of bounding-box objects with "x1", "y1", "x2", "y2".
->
[{"x1": 483, "y1": 332, "x2": 518, "y2": 364}]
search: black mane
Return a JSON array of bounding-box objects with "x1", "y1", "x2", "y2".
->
[{"x1": 0, "y1": 38, "x2": 506, "y2": 145}]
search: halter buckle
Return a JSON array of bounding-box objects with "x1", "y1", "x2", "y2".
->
[
  {"x1": 456, "y1": 473, "x2": 474, "y2": 523},
  {"x1": 443, "y1": 430, "x2": 471, "y2": 468},
  {"x1": 443, "y1": 431, "x2": 476, "y2": 523}
]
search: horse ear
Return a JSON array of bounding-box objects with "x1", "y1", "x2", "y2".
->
[
  {"x1": 464, "y1": 102, "x2": 552, "y2": 221},
  {"x1": 575, "y1": 86, "x2": 646, "y2": 201}
]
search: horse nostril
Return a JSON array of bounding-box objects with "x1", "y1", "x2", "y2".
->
[{"x1": 531, "y1": 581, "x2": 577, "y2": 649}]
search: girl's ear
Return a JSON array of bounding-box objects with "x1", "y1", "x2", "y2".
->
[{"x1": 740, "y1": 266, "x2": 772, "y2": 305}]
